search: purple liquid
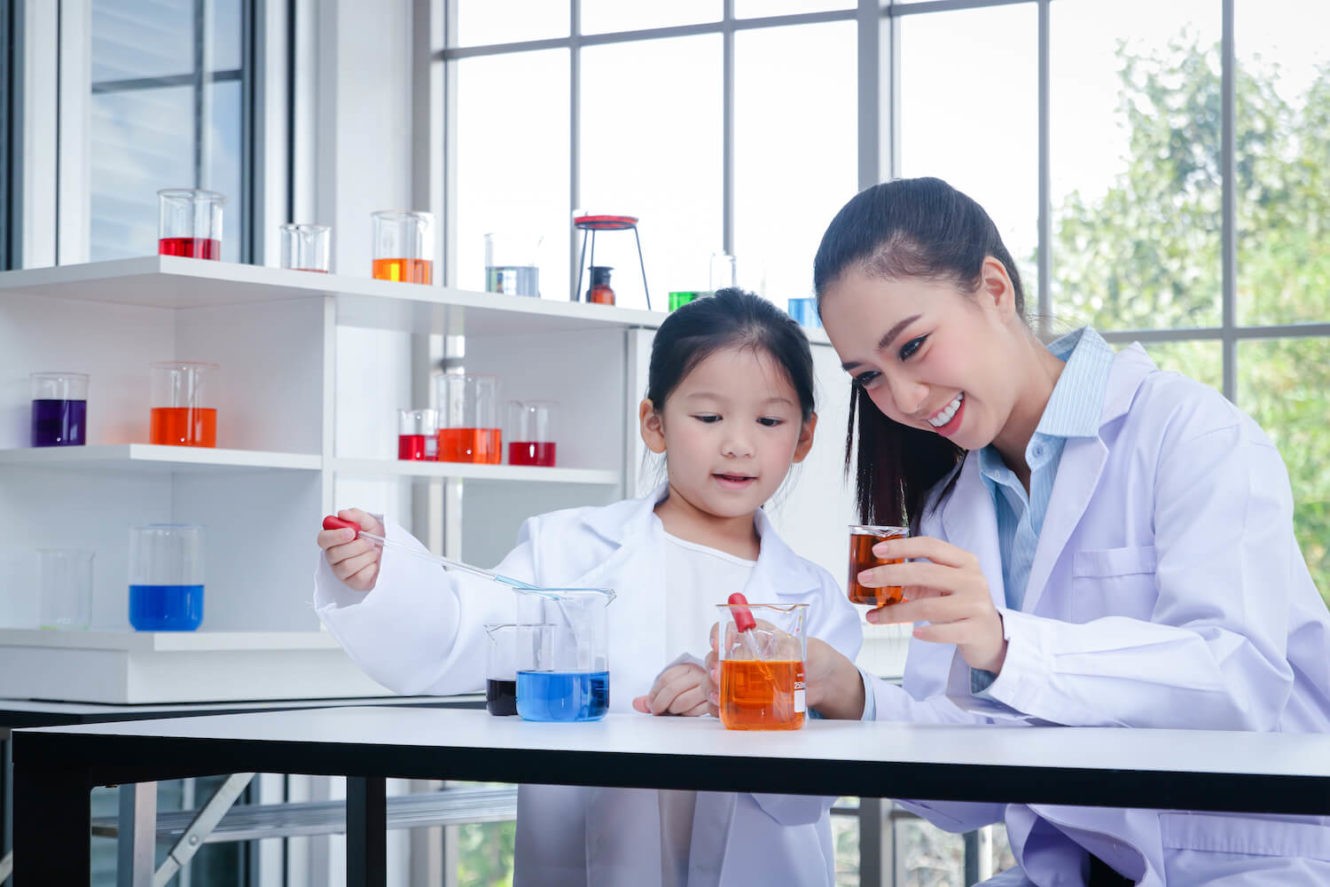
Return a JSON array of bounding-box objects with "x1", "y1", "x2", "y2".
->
[
  {"x1": 31, "y1": 399, "x2": 87, "y2": 447},
  {"x1": 486, "y1": 678, "x2": 518, "y2": 716}
]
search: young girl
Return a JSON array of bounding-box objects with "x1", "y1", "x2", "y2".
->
[
  {"x1": 782, "y1": 177, "x2": 1330, "y2": 885},
  {"x1": 315, "y1": 288, "x2": 862, "y2": 886}
]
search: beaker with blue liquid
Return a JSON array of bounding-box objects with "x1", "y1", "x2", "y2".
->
[
  {"x1": 514, "y1": 586, "x2": 614, "y2": 722},
  {"x1": 128, "y1": 524, "x2": 205, "y2": 631}
]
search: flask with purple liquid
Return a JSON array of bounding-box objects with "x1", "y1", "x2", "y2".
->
[{"x1": 30, "y1": 372, "x2": 89, "y2": 447}]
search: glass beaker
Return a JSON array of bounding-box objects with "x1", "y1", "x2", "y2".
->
[
  {"x1": 668, "y1": 291, "x2": 701, "y2": 312},
  {"x1": 129, "y1": 524, "x2": 205, "y2": 631},
  {"x1": 435, "y1": 374, "x2": 501, "y2": 464},
  {"x1": 484, "y1": 232, "x2": 541, "y2": 297},
  {"x1": 787, "y1": 297, "x2": 822, "y2": 329},
  {"x1": 30, "y1": 372, "x2": 89, "y2": 447},
  {"x1": 158, "y1": 189, "x2": 224, "y2": 260},
  {"x1": 847, "y1": 524, "x2": 910, "y2": 606},
  {"x1": 398, "y1": 408, "x2": 438, "y2": 461},
  {"x1": 514, "y1": 586, "x2": 615, "y2": 722},
  {"x1": 37, "y1": 548, "x2": 94, "y2": 630},
  {"x1": 506, "y1": 400, "x2": 557, "y2": 467},
  {"x1": 715, "y1": 601, "x2": 808, "y2": 730},
  {"x1": 372, "y1": 210, "x2": 433, "y2": 284},
  {"x1": 150, "y1": 361, "x2": 219, "y2": 448},
  {"x1": 280, "y1": 223, "x2": 331, "y2": 272},
  {"x1": 484, "y1": 623, "x2": 518, "y2": 716}
]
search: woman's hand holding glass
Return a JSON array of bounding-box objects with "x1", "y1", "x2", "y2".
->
[
  {"x1": 860, "y1": 535, "x2": 1007, "y2": 674},
  {"x1": 316, "y1": 507, "x2": 384, "y2": 592}
]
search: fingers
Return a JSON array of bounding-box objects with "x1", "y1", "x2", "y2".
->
[
  {"x1": 871, "y1": 535, "x2": 977, "y2": 569},
  {"x1": 640, "y1": 664, "x2": 709, "y2": 716}
]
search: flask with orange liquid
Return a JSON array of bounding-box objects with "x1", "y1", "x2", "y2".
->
[
  {"x1": 371, "y1": 210, "x2": 433, "y2": 284},
  {"x1": 149, "y1": 361, "x2": 218, "y2": 448},
  {"x1": 847, "y1": 524, "x2": 909, "y2": 606},
  {"x1": 716, "y1": 593, "x2": 807, "y2": 730},
  {"x1": 435, "y1": 373, "x2": 502, "y2": 464}
]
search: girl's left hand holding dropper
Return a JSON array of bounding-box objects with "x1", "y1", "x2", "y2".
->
[
  {"x1": 632, "y1": 661, "x2": 710, "y2": 716},
  {"x1": 316, "y1": 507, "x2": 384, "y2": 592},
  {"x1": 859, "y1": 535, "x2": 1008, "y2": 674}
]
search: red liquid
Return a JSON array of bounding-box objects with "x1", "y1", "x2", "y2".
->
[
  {"x1": 507, "y1": 441, "x2": 556, "y2": 467},
  {"x1": 437, "y1": 428, "x2": 501, "y2": 464},
  {"x1": 372, "y1": 258, "x2": 432, "y2": 284},
  {"x1": 719, "y1": 659, "x2": 805, "y2": 731},
  {"x1": 150, "y1": 407, "x2": 218, "y2": 447},
  {"x1": 159, "y1": 237, "x2": 221, "y2": 259},
  {"x1": 847, "y1": 530, "x2": 907, "y2": 606},
  {"x1": 398, "y1": 434, "x2": 429, "y2": 460}
]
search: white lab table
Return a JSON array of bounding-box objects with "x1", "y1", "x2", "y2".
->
[{"x1": 13, "y1": 707, "x2": 1330, "y2": 884}]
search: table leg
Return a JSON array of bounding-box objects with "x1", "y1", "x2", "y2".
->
[
  {"x1": 118, "y1": 781, "x2": 157, "y2": 887},
  {"x1": 13, "y1": 758, "x2": 90, "y2": 882},
  {"x1": 347, "y1": 775, "x2": 386, "y2": 886}
]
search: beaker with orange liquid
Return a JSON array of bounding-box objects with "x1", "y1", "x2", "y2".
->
[
  {"x1": 372, "y1": 210, "x2": 433, "y2": 284},
  {"x1": 715, "y1": 600, "x2": 808, "y2": 730},
  {"x1": 847, "y1": 524, "x2": 909, "y2": 606},
  {"x1": 149, "y1": 361, "x2": 218, "y2": 448},
  {"x1": 435, "y1": 373, "x2": 501, "y2": 464}
]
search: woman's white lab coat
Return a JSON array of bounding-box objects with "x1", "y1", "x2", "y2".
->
[
  {"x1": 868, "y1": 342, "x2": 1330, "y2": 885},
  {"x1": 315, "y1": 486, "x2": 863, "y2": 886}
]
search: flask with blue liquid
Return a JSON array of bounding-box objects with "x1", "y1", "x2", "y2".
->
[
  {"x1": 514, "y1": 586, "x2": 615, "y2": 722},
  {"x1": 128, "y1": 524, "x2": 205, "y2": 631}
]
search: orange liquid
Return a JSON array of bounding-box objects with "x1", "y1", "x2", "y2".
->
[
  {"x1": 437, "y1": 427, "x2": 501, "y2": 464},
  {"x1": 372, "y1": 257, "x2": 432, "y2": 284},
  {"x1": 847, "y1": 530, "x2": 906, "y2": 606},
  {"x1": 719, "y1": 659, "x2": 805, "y2": 731},
  {"x1": 149, "y1": 407, "x2": 218, "y2": 448}
]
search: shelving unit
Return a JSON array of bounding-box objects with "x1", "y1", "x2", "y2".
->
[{"x1": 0, "y1": 258, "x2": 662, "y2": 702}]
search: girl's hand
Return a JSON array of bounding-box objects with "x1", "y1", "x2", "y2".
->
[
  {"x1": 632, "y1": 662, "x2": 710, "y2": 716},
  {"x1": 316, "y1": 508, "x2": 384, "y2": 592},
  {"x1": 703, "y1": 631, "x2": 866, "y2": 720},
  {"x1": 858, "y1": 535, "x2": 1007, "y2": 674}
]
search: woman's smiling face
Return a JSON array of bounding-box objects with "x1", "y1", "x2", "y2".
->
[{"x1": 818, "y1": 262, "x2": 1023, "y2": 453}]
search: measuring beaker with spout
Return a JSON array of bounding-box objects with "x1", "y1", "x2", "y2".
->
[
  {"x1": 715, "y1": 601, "x2": 808, "y2": 730},
  {"x1": 514, "y1": 586, "x2": 615, "y2": 722}
]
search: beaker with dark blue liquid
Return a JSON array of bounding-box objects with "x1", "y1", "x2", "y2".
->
[
  {"x1": 514, "y1": 586, "x2": 615, "y2": 722},
  {"x1": 128, "y1": 524, "x2": 205, "y2": 631},
  {"x1": 30, "y1": 372, "x2": 89, "y2": 447}
]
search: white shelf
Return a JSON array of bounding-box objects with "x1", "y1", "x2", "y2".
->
[
  {"x1": 0, "y1": 628, "x2": 341, "y2": 652},
  {"x1": 0, "y1": 257, "x2": 666, "y2": 337},
  {"x1": 0, "y1": 444, "x2": 322, "y2": 473},
  {"x1": 331, "y1": 457, "x2": 620, "y2": 485}
]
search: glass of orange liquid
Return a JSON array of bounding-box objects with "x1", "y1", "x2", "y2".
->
[
  {"x1": 158, "y1": 189, "x2": 225, "y2": 260},
  {"x1": 715, "y1": 600, "x2": 808, "y2": 731},
  {"x1": 435, "y1": 373, "x2": 501, "y2": 464},
  {"x1": 371, "y1": 210, "x2": 433, "y2": 284},
  {"x1": 149, "y1": 361, "x2": 219, "y2": 448},
  {"x1": 848, "y1": 524, "x2": 910, "y2": 606}
]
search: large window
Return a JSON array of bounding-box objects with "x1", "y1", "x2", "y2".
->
[{"x1": 88, "y1": 0, "x2": 252, "y2": 262}]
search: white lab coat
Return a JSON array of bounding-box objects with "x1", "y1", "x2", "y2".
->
[
  {"x1": 315, "y1": 486, "x2": 863, "y2": 886},
  {"x1": 867, "y1": 342, "x2": 1330, "y2": 885}
]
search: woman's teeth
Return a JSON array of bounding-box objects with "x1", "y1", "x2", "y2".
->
[{"x1": 928, "y1": 393, "x2": 963, "y2": 428}]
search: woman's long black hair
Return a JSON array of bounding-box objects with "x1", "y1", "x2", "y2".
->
[{"x1": 812, "y1": 177, "x2": 1026, "y2": 527}]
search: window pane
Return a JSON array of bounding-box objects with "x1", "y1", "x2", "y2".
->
[
  {"x1": 1235, "y1": 0, "x2": 1330, "y2": 326},
  {"x1": 89, "y1": 86, "x2": 195, "y2": 261},
  {"x1": 580, "y1": 1, "x2": 718, "y2": 35},
  {"x1": 736, "y1": 0, "x2": 852, "y2": 17},
  {"x1": 92, "y1": 0, "x2": 194, "y2": 80},
  {"x1": 735, "y1": 20, "x2": 856, "y2": 302},
  {"x1": 454, "y1": 51, "x2": 570, "y2": 296},
  {"x1": 1238, "y1": 338, "x2": 1330, "y2": 608},
  {"x1": 453, "y1": 0, "x2": 568, "y2": 47},
  {"x1": 206, "y1": 80, "x2": 244, "y2": 263},
  {"x1": 1050, "y1": 0, "x2": 1220, "y2": 332},
  {"x1": 581, "y1": 35, "x2": 722, "y2": 308},
  {"x1": 1140, "y1": 339, "x2": 1222, "y2": 391},
  {"x1": 898, "y1": 5, "x2": 1038, "y2": 305},
  {"x1": 206, "y1": 0, "x2": 243, "y2": 72}
]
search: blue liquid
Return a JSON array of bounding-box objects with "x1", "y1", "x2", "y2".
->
[
  {"x1": 129, "y1": 584, "x2": 204, "y2": 631},
  {"x1": 516, "y1": 670, "x2": 610, "y2": 722}
]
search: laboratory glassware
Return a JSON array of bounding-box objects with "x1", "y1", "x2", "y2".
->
[
  {"x1": 847, "y1": 524, "x2": 910, "y2": 606},
  {"x1": 321, "y1": 516, "x2": 538, "y2": 590},
  {"x1": 506, "y1": 401, "x2": 557, "y2": 467},
  {"x1": 668, "y1": 291, "x2": 701, "y2": 312},
  {"x1": 435, "y1": 373, "x2": 501, "y2": 464},
  {"x1": 787, "y1": 297, "x2": 822, "y2": 329},
  {"x1": 372, "y1": 210, "x2": 433, "y2": 284},
  {"x1": 37, "y1": 548, "x2": 94, "y2": 630},
  {"x1": 715, "y1": 594, "x2": 808, "y2": 730},
  {"x1": 150, "y1": 361, "x2": 219, "y2": 448},
  {"x1": 280, "y1": 223, "x2": 331, "y2": 272},
  {"x1": 484, "y1": 232, "x2": 541, "y2": 297},
  {"x1": 30, "y1": 372, "x2": 89, "y2": 447},
  {"x1": 398, "y1": 408, "x2": 438, "y2": 461},
  {"x1": 158, "y1": 189, "x2": 224, "y2": 260},
  {"x1": 514, "y1": 585, "x2": 615, "y2": 723},
  {"x1": 484, "y1": 623, "x2": 519, "y2": 716},
  {"x1": 129, "y1": 524, "x2": 205, "y2": 631}
]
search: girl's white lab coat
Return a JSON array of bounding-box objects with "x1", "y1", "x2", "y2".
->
[
  {"x1": 869, "y1": 342, "x2": 1330, "y2": 885},
  {"x1": 315, "y1": 487, "x2": 862, "y2": 886}
]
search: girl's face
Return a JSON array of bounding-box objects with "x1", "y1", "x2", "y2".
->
[
  {"x1": 819, "y1": 260, "x2": 1026, "y2": 454},
  {"x1": 640, "y1": 345, "x2": 816, "y2": 526}
]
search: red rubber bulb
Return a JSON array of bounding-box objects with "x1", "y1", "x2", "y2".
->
[
  {"x1": 322, "y1": 515, "x2": 361, "y2": 536},
  {"x1": 728, "y1": 592, "x2": 756, "y2": 633}
]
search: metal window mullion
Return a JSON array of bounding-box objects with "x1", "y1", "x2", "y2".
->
[
  {"x1": 1220, "y1": 0, "x2": 1237, "y2": 403},
  {"x1": 1036, "y1": 0, "x2": 1050, "y2": 338},
  {"x1": 193, "y1": 0, "x2": 206, "y2": 190},
  {"x1": 569, "y1": 0, "x2": 581, "y2": 301},
  {"x1": 856, "y1": 0, "x2": 885, "y2": 190},
  {"x1": 239, "y1": 0, "x2": 256, "y2": 265},
  {"x1": 722, "y1": 0, "x2": 734, "y2": 256}
]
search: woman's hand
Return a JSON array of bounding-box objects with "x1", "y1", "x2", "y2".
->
[
  {"x1": 632, "y1": 662, "x2": 710, "y2": 716},
  {"x1": 316, "y1": 508, "x2": 384, "y2": 592},
  {"x1": 859, "y1": 535, "x2": 1007, "y2": 674}
]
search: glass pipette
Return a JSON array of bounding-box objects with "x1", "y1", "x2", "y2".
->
[{"x1": 322, "y1": 516, "x2": 538, "y2": 590}]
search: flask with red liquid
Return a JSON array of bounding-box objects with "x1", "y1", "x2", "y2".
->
[
  {"x1": 158, "y1": 189, "x2": 224, "y2": 260},
  {"x1": 506, "y1": 400, "x2": 557, "y2": 467}
]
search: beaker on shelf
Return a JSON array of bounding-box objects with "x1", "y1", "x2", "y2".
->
[
  {"x1": 280, "y1": 223, "x2": 331, "y2": 273},
  {"x1": 514, "y1": 586, "x2": 615, "y2": 722},
  {"x1": 149, "y1": 361, "x2": 219, "y2": 448},
  {"x1": 128, "y1": 524, "x2": 205, "y2": 632},
  {"x1": 158, "y1": 189, "x2": 225, "y2": 260},
  {"x1": 372, "y1": 211, "x2": 433, "y2": 284},
  {"x1": 37, "y1": 548, "x2": 94, "y2": 630},
  {"x1": 435, "y1": 374, "x2": 501, "y2": 464},
  {"x1": 585, "y1": 266, "x2": 615, "y2": 305},
  {"x1": 484, "y1": 232, "x2": 540, "y2": 298},
  {"x1": 506, "y1": 401, "x2": 557, "y2": 467},
  {"x1": 30, "y1": 372, "x2": 89, "y2": 447},
  {"x1": 398, "y1": 408, "x2": 438, "y2": 461}
]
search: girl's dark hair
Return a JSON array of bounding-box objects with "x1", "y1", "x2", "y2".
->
[
  {"x1": 812, "y1": 177, "x2": 1025, "y2": 527},
  {"x1": 645, "y1": 287, "x2": 815, "y2": 423}
]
